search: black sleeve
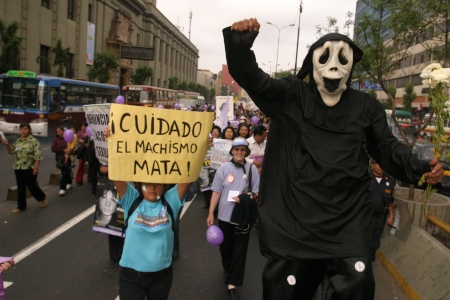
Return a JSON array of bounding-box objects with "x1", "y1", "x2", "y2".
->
[
  {"x1": 223, "y1": 27, "x2": 289, "y2": 118},
  {"x1": 366, "y1": 99, "x2": 429, "y2": 184}
]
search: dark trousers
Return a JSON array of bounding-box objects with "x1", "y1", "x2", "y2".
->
[
  {"x1": 59, "y1": 166, "x2": 73, "y2": 190},
  {"x1": 15, "y1": 169, "x2": 46, "y2": 210},
  {"x1": 119, "y1": 266, "x2": 173, "y2": 300},
  {"x1": 219, "y1": 220, "x2": 251, "y2": 286},
  {"x1": 203, "y1": 189, "x2": 212, "y2": 207},
  {"x1": 262, "y1": 256, "x2": 375, "y2": 300},
  {"x1": 88, "y1": 160, "x2": 99, "y2": 193}
]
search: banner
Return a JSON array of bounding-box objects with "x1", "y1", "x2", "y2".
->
[
  {"x1": 210, "y1": 138, "x2": 232, "y2": 170},
  {"x1": 86, "y1": 22, "x2": 95, "y2": 65},
  {"x1": 92, "y1": 176, "x2": 125, "y2": 237},
  {"x1": 83, "y1": 104, "x2": 110, "y2": 165},
  {"x1": 215, "y1": 96, "x2": 234, "y2": 128},
  {"x1": 108, "y1": 104, "x2": 214, "y2": 183}
]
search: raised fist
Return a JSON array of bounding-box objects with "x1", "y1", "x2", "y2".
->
[{"x1": 231, "y1": 18, "x2": 260, "y2": 33}]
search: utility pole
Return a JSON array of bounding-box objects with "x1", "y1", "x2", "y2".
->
[
  {"x1": 294, "y1": 0, "x2": 303, "y2": 74},
  {"x1": 188, "y1": 10, "x2": 192, "y2": 40}
]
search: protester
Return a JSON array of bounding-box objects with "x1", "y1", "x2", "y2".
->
[
  {"x1": 224, "y1": 18, "x2": 443, "y2": 299},
  {"x1": 370, "y1": 159, "x2": 396, "y2": 261},
  {"x1": 203, "y1": 125, "x2": 222, "y2": 209},
  {"x1": 246, "y1": 125, "x2": 267, "y2": 170},
  {"x1": 75, "y1": 122, "x2": 88, "y2": 185},
  {"x1": 222, "y1": 126, "x2": 236, "y2": 141},
  {"x1": 84, "y1": 135, "x2": 100, "y2": 195},
  {"x1": 103, "y1": 128, "x2": 197, "y2": 300},
  {"x1": 237, "y1": 123, "x2": 251, "y2": 139},
  {"x1": 206, "y1": 137, "x2": 260, "y2": 300},
  {"x1": 2, "y1": 123, "x2": 48, "y2": 212},
  {"x1": 65, "y1": 126, "x2": 78, "y2": 169},
  {"x1": 51, "y1": 126, "x2": 73, "y2": 196},
  {"x1": 0, "y1": 259, "x2": 15, "y2": 272}
]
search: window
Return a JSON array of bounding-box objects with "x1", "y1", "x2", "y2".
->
[
  {"x1": 435, "y1": 21, "x2": 448, "y2": 36},
  {"x1": 42, "y1": 0, "x2": 50, "y2": 9},
  {"x1": 165, "y1": 46, "x2": 169, "y2": 64},
  {"x1": 136, "y1": 33, "x2": 140, "y2": 46},
  {"x1": 66, "y1": 54, "x2": 74, "y2": 78},
  {"x1": 40, "y1": 45, "x2": 50, "y2": 74},
  {"x1": 398, "y1": 56, "x2": 412, "y2": 69},
  {"x1": 88, "y1": 4, "x2": 93, "y2": 22},
  {"x1": 68, "y1": 0, "x2": 74, "y2": 20},
  {"x1": 412, "y1": 74, "x2": 422, "y2": 86},
  {"x1": 396, "y1": 76, "x2": 410, "y2": 88},
  {"x1": 159, "y1": 41, "x2": 164, "y2": 62}
]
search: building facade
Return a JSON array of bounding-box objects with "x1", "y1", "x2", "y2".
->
[{"x1": 0, "y1": 0, "x2": 199, "y2": 88}]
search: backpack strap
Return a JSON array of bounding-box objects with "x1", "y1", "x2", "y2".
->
[
  {"x1": 161, "y1": 194, "x2": 176, "y2": 233},
  {"x1": 122, "y1": 193, "x2": 144, "y2": 237}
]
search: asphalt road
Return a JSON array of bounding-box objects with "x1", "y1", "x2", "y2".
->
[{"x1": 0, "y1": 135, "x2": 409, "y2": 300}]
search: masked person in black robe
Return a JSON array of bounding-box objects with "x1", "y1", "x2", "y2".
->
[{"x1": 223, "y1": 18, "x2": 444, "y2": 300}]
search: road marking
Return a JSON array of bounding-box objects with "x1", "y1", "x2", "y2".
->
[
  {"x1": 180, "y1": 193, "x2": 196, "y2": 219},
  {"x1": 4, "y1": 281, "x2": 13, "y2": 288},
  {"x1": 13, "y1": 206, "x2": 96, "y2": 263}
]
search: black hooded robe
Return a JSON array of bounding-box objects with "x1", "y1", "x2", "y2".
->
[{"x1": 223, "y1": 27, "x2": 429, "y2": 259}]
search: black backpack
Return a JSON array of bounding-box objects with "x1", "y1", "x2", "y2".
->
[{"x1": 122, "y1": 193, "x2": 175, "y2": 237}]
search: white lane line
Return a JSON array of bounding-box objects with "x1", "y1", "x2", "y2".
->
[
  {"x1": 4, "y1": 281, "x2": 13, "y2": 288},
  {"x1": 13, "y1": 205, "x2": 96, "y2": 263},
  {"x1": 180, "y1": 193, "x2": 196, "y2": 219}
]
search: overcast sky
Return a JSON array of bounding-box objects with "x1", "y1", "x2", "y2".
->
[{"x1": 156, "y1": 0, "x2": 358, "y2": 75}]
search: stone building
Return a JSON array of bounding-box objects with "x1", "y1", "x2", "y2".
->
[{"x1": 0, "y1": 0, "x2": 199, "y2": 88}]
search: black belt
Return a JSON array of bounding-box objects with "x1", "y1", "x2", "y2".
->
[{"x1": 123, "y1": 265, "x2": 172, "y2": 277}]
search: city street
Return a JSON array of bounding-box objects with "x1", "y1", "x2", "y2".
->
[{"x1": 0, "y1": 135, "x2": 408, "y2": 300}]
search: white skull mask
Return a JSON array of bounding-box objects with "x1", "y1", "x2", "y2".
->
[{"x1": 312, "y1": 40, "x2": 353, "y2": 107}]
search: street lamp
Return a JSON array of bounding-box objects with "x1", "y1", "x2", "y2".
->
[
  {"x1": 267, "y1": 22, "x2": 295, "y2": 75},
  {"x1": 262, "y1": 61, "x2": 279, "y2": 77}
]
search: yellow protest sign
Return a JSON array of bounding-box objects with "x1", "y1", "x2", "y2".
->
[{"x1": 108, "y1": 104, "x2": 214, "y2": 183}]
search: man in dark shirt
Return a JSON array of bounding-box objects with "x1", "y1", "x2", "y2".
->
[{"x1": 223, "y1": 18, "x2": 443, "y2": 300}]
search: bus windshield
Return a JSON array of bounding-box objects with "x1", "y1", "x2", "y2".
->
[{"x1": 0, "y1": 77, "x2": 48, "y2": 111}]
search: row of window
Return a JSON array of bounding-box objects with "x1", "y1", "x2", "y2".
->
[
  {"x1": 42, "y1": 1, "x2": 93, "y2": 22},
  {"x1": 39, "y1": 45, "x2": 74, "y2": 77},
  {"x1": 396, "y1": 44, "x2": 445, "y2": 70},
  {"x1": 384, "y1": 73, "x2": 424, "y2": 89}
]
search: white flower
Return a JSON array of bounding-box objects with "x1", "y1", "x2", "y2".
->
[{"x1": 424, "y1": 63, "x2": 442, "y2": 74}]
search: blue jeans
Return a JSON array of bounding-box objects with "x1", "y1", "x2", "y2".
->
[{"x1": 119, "y1": 266, "x2": 173, "y2": 300}]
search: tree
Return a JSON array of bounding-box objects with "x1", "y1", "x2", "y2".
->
[
  {"x1": 168, "y1": 77, "x2": 178, "y2": 89},
  {"x1": 354, "y1": 0, "x2": 426, "y2": 147},
  {"x1": 383, "y1": 86, "x2": 396, "y2": 110},
  {"x1": 51, "y1": 39, "x2": 71, "y2": 77},
  {"x1": 0, "y1": 19, "x2": 21, "y2": 73},
  {"x1": 131, "y1": 65, "x2": 153, "y2": 85},
  {"x1": 402, "y1": 83, "x2": 416, "y2": 113},
  {"x1": 273, "y1": 70, "x2": 294, "y2": 79},
  {"x1": 87, "y1": 52, "x2": 119, "y2": 83},
  {"x1": 413, "y1": 0, "x2": 450, "y2": 67}
]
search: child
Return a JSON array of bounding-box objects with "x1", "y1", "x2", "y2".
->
[{"x1": 65, "y1": 126, "x2": 78, "y2": 169}]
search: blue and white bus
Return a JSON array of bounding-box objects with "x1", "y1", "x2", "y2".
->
[{"x1": 0, "y1": 70, "x2": 119, "y2": 136}]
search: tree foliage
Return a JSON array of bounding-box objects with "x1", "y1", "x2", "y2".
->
[
  {"x1": 51, "y1": 39, "x2": 71, "y2": 77},
  {"x1": 273, "y1": 70, "x2": 294, "y2": 79},
  {"x1": 0, "y1": 19, "x2": 21, "y2": 73},
  {"x1": 402, "y1": 83, "x2": 416, "y2": 113},
  {"x1": 168, "y1": 76, "x2": 216, "y2": 102},
  {"x1": 131, "y1": 65, "x2": 153, "y2": 85},
  {"x1": 87, "y1": 52, "x2": 119, "y2": 83}
]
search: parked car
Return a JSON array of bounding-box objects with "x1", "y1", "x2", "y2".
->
[{"x1": 397, "y1": 140, "x2": 450, "y2": 196}]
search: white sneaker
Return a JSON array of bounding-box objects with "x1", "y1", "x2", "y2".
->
[
  {"x1": 59, "y1": 189, "x2": 66, "y2": 196},
  {"x1": 66, "y1": 184, "x2": 72, "y2": 190}
]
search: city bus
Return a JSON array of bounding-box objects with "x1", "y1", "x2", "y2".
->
[
  {"x1": 177, "y1": 90, "x2": 205, "y2": 110},
  {"x1": 0, "y1": 70, "x2": 119, "y2": 137},
  {"x1": 121, "y1": 85, "x2": 177, "y2": 108}
]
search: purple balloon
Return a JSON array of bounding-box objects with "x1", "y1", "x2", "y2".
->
[
  {"x1": 86, "y1": 126, "x2": 92, "y2": 138},
  {"x1": 206, "y1": 225, "x2": 224, "y2": 246},
  {"x1": 203, "y1": 104, "x2": 208, "y2": 111},
  {"x1": 251, "y1": 116, "x2": 259, "y2": 125},
  {"x1": 158, "y1": 105, "x2": 164, "y2": 109},
  {"x1": 115, "y1": 95, "x2": 125, "y2": 104},
  {"x1": 187, "y1": 106, "x2": 191, "y2": 111},
  {"x1": 233, "y1": 116, "x2": 237, "y2": 121},
  {"x1": 211, "y1": 105, "x2": 215, "y2": 110},
  {"x1": 174, "y1": 103, "x2": 180, "y2": 109},
  {"x1": 63, "y1": 129, "x2": 74, "y2": 143}
]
